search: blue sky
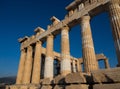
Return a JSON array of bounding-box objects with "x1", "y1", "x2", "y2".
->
[{"x1": 0, "y1": 0, "x2": 118, "y2": 77}]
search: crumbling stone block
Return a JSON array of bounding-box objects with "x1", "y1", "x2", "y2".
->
[
  {"x1": 54, "y1": 75, "x2": 65, "y2": 84},
  {"x1": 65, "y1": 84, "x2": 88, "y2": 89},
  {"x1": 42, "y1": 78, "x2": 53, "y2": 85},
  {"x1": 9, "y1": 85, "x2": 19, "y2": 89},
  {"x1": 41, "y1": 85, "x2": 52, "y2": 89},
  {"x1": 65, "y1": 72, "x2": 86, "y2": 84},
  {"x1": 92, "y1": 67, "x2": 120, "y2": 83},
  {"x1": 19, "y1": 85, "x2": 28, "y2": 89},
  {"x1": 93, "y1": 83, "x2": 120, "y2": 89},
  {"x1": 29, "y1": 85, "x2": 40, "y2": 89},
  {"x1": 54, "y1": 85, "x2": 65, "y2": 89}
]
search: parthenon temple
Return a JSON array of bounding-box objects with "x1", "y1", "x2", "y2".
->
[{"x1": 6, "y1": 0, "x2": 120, "y2": 89}]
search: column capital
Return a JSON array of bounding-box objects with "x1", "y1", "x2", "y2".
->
[
  {"x1": 36, "y1": 40, "x2": 42, "y2": 44},
  {"x1": 81, "y1": 15, "x2": 90, "y2": 22},
  {"x1": 27, "y1": 45, "x2": 32, "y2": 51},
  {"x1": 61, "y1": 25, "x2": 69, "y2": 31},
  {"x1": 47, "y1": 34, "x2": 54, "y2": 38}
]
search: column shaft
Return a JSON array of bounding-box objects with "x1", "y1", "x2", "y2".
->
[
  {"x1": 16, "y1": 49, "x2": 26, "y2": 84},
  {"x1": 22, "y1": 46, "x2": 33, "y2": 84},
  {"x1": 77, "y1": 60, "x2": 82, "y2": 72},
  {"x1": 104, "y1": 59, "x2": 110, "y2": 69},
  {"x1": 32, "y1": 41, "x2": 42, "y2": 84},
  {"x1": 81, "y1": 15, "x2": 98, "y2": 73},
  {"x1": 44, "y1": 34, "x2": 54, "y2": 79},
  {"x1": 72, "y1": 60, "x2": 76, "y2": 73},
  {"x1": 108, "y1": 0, "x2": 120, "y2": 66},
  {"x1": 61, "y1": 26, "x2": 71, "y2": 76}
]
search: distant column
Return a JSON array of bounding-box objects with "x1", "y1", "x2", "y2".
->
[
  {"x1": 22, "y1": 45, "x2": 33, "y2": 84},
  {"x1": 31, "y1": 41, "x2": 42, "y2": 84},
  {"x1": 44, "y1": 34, "x2": 54, "y2": 79},
  {"x1": 104, "y1": 59, "x2": 110, "y2": 69},
  {"x1": 16, "y1": 49, "x2": 26, "y2": 84},
  {"x1": 108, "y1": 0, "x2": 120, "y2": 67},
  {"x1": 77, "y1": 60, "x2": 82, "y2": 72},
  {"x1": 81, "y1": 15, "x2": 98, "y2": 73},
  {"x1": 72, "y1": 60, "x2": 76, "y2": 73},
  {"x1": 61, "y1": 26, "x2": 71, "y2": 76}
]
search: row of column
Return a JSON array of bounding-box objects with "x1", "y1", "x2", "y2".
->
[
  {"x1": 16, "y1": 15, "x2": 96, "y2": 85},
  {"x1": 72, "y1": 60, "x2": 82, "y2": 73},
  {"x1": 16, "y1": 26, "x2": 71, "y2": 85},
  {"x1": 16, "y1": 16, "x2": 98, "y2": 85},
  {"x1": 71, "y1": 58, "x2": 110, "y2": 73},
  {"x1": 16, "y1": 41, "x2": 42, "y2": 84},
  {"x1": 81, "y1": 0, "x2": 120, "y2": 71},
  {"x1": 16, "y1": 0, "x2": 120, "y2": 84}
]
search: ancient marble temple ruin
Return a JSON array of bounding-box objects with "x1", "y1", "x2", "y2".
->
[{"x1": 6, "y1": 0, "x2": 120, "y2": 89}]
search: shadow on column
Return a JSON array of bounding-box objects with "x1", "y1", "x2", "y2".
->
[
  {"x1": 40, "y1": 54, "x2": 45, "y2": 79},
  {"x1": 54, "y1": 59, "x2": 60, "y2": 77}
]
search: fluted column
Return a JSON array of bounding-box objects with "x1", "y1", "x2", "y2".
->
[
  {"x1": 104, "y1": 59, "x2": 110, "y2": 69},
  {"x1": 61, "y1": 26, "x2": 71, "y2": 76},
  {"x1": 16, "y1": 49, "x2": 26, "y2": 84},
  {"x1": 72, "y1": 60, "x2": 76, "y2": 73},
  {"x1": 108, "y1": 0, "x2": 120, "y2": 66},
  {"x1": 76, "y1": 60, "x2": 82, "y2": 72},
  {"x1": 81, "y1": 15, "x2": 98, "y2": 73},
  {"x1": 22, "y1": 45, "x2": 33, "y2": 84},
  {"x1": 31, "y1": 41, "x2": 42, "y2": 84},
  {"x1": 44, "y1": 34, "x2": 54, "y2": 79}
]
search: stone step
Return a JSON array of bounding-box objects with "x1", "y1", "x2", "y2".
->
[
  {"x1": 91, "y1": 67, "x2": 120, "y2": 83},
  {"x1": 65, "y1": 72, "x2": 86, "y2": 84},
  {"x1": 93, "y1": 83, "x2": 120, "y2": 89},
  {"x1": 65, "y1": 84, "x2": 88, "y2": 89}
]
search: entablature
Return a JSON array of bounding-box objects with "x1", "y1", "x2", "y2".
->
[{"x1": 20, "y1": 0, "x2": 110, "y2": 50}]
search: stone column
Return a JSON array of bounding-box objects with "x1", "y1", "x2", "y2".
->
[
  {"x1": 76, "y1": 60, "x2": 82, "y2": 72},
  {"x1": 31, "y1": 41, "x2": 42, "y2": 84},
  {"x1": 16, "y1": 49, "x2": 26, "y2": 84},
  {"x1": 108, "y1": 0, "x2": 120, "y2": 66},
  {"x1": 61, "y1": 26, "x2": 71, "y2": 76},
  {"x1": 44, "y1": 34, "x2": 54, "y2": 79},
  {"x1": 81, "y1": 15, "x2": 98, "y2": 73},
  {"x1": 72, "y1": 60, "x2": 76, "y2": 73},
  {"x1": 104, "y1": 59, "x2": 110, "y2": 69},
  {"x1": 22, "y1": 45, "x2": 33, "y2": 84}
]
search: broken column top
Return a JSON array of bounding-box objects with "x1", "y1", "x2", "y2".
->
[
  {"x1": 65, "y1": 0, "x2": 82, "y2": 11},
  {"x1": 50, "y1": 16, "x2": 60, "y2": 22},
  {"x1": 18, "y1": 36, "x2": 29, "y2": 43},
  {"x1": 50, "y1": 16, "x2": 60, "y2": 25},
  {"x1": 34, "y1": 27, "x2": 45, "y2": 33}
]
